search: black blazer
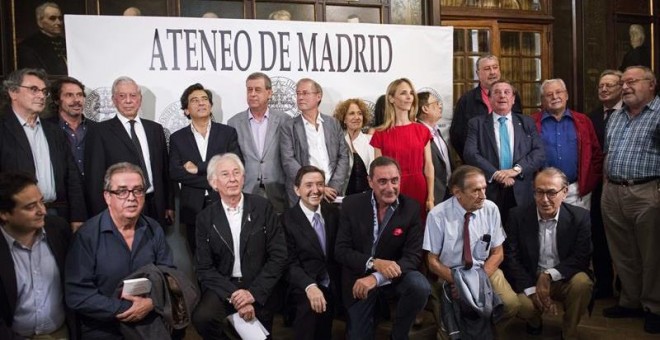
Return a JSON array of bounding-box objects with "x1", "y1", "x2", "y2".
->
[
  {"x1": 0, "y1": 112, "x2": 86, "y2": 222},
  {"x1": 282, "y1": 201, "x2": 340, "y2": 293},
  {"x1": 334, "y1": 192, "x2": 423, "y2": 307},
  {"x1": 194, "y1": 193, "x2": 287, "y2": 306},
  {"x1": 502, "y1": 202, "x2": 593, "y2": 293},
  {"x1": 84, "y1": 116, "x2": 170, "y2": 225},
  {"x1": 0, "y1": 216, "x2": 75, "y2": 339},
  {"x1": 169, "y1": 122, "x2": 242, "y2": 225},
  {"x1": 429, "y1": 135, "x2": 454, "y2": 205},
  {"x1": 463, "y1": 112, "x2": 545, "y2": 206},
  {"x1": 588, "y1": 106, "x2": 607, "y2": 150}
]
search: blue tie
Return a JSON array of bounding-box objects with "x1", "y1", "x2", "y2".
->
[
  {"x1": 312, "y1": 212, "x2": 330, "y2": 287},
  {"x1": 498, "y1": 116, "x2": 512, "y2": 169}
]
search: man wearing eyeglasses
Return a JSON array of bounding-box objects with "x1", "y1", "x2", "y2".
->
[
  {"x1": 531, "y1": 78, "x2": 603, "y2": 211},
  {"x1": 280, "y1": 78, "x2": 349, "y2": 206},
  {"x1": 587, "y1": 70, "x2": 623, "y2": 300},
  {"x1": 502, "y1": 167, "x2": 593, "y2": 340},
  {"x1": 0, "y1": 68, "x2": 86, "y2": 231},
  {"x1": 65, "y1": 162, "x2": 174, "y2": 339},
  {"x1": 601, "y1": 65, "x2": 660, "y2": 334}
]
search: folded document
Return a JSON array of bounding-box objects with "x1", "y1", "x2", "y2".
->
[{"x1": 227, "y1": 313, "x2": 269, "y2": 340}]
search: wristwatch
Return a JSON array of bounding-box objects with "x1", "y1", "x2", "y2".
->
[
  {"x1": 513, "y1": 164, "x2": 522, "y2": 173},
  {"x1": 367, "y1": 258, "x2": 375, "y2": 270}
]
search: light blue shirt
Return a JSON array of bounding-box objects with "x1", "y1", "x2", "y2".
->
[
  {"x1": 1, "y1": 226, "x2": 65, "y2": 336},
  {"x1": 15, "y1": 114, "x2": 56, "y2": 202},
  {"x1": 423, "y1": 197, "x2": 506, "y2": 269}
]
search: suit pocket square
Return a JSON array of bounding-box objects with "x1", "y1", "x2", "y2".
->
[{"x1": 392, "y1": 227, "x2": 403, "y2": 236}]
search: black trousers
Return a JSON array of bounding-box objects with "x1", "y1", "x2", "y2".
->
[{"x1": 291, "y1": 285, "x2": 335, "y2": 340}]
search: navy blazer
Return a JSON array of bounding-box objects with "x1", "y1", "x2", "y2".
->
[
  {"x1": 0, "y1": 217, "x2": 75, "y2": 339},
  {"x1": 84, "y1": 116, "x2": 171, "y2": 225},
  {"x1": 194, "y1": 194, "x2": 287, "y2": 306},
  {"x1": 463, "y1": 112, "x2": 545, "y2": 206},
  {"x1": 0, "y1": 111, "x2": 86, "y2": 222},
  {"x1": 334, "y1": 192, "x2": 423, "y2": 307},
  {"x1": 503, "y1": 202, "x2": 593, "y2": 293},
  {"x1": 169, "y1": 122, "x2": 242, "y2": 225}
]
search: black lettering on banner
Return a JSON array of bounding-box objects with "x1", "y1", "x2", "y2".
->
[
  {"x1": 378, "y1": 35, "x2": 393, "y2": 72},
  {"x1": 297, "y1": 32, "x2": 318, "y2": 72},
  {"x1": 320, "y1": 34, "x2": 335, "y2": 72},
  {"x1": 150, "y1": 29, "x2": 167, "y2": 70},
  {"x1": 279, "y1": 32, "x2": 291, "y2": 71},
  {"x1": 219, "y1": 30, "x2": 233, "y2": 70},
  {"x1": 336, "y1": 34, "x2": 352, "y2": 72},
  {"x1": 199, "y1": 30, "x2": 217, "y2": 71},
  {"x1": 166, "y1": 29, "x2": 183, "y2": 70},
  {"x1": 259, "y1": 31, "x2": 276, "y2": 71},
  {"x1": 184, "y1": 29, "x2": 198, "y2": 70},
  {"x1": 234, "y1": 30, "x2": 252, "y2": 71}
]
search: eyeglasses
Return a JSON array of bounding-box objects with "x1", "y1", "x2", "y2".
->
[
  {"x1": 598, "y1": 83, "x2": 620, "y2": 90},
  {"x1": 425, "y1": 101, "x2": 442, "y2": 108},
  {"x1": 296, "y1": 91, "x2": 318, "y2": 97},
  {"x1": 19, "y1": 85, "x2": 50, "y2": 97},
  {"x1": 618, "y1": 78, "x2": 651, "y2": 87},
  {"x1": 533, "y1": 187, "x2": 566, "y2": 199},
  {"x1": 189, "y1": 96, "x2": 210, "y2": 105},
  {"x1": 107, "y1": 188, "x2": 146, "y2": 199}
]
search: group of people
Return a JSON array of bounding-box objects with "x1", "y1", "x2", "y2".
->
[{"x1": 0, "y1": 51, "x2": 658, "y2": 340}]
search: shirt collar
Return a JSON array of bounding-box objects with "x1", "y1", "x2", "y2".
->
[
  {"x1": 370, "y1": 191, "x2": 399, "y2": 211},
  {"x1": 14, "y1": 112, "x2": 41, "y2": 127},
  {"x1": 190, "y1": 118, "x2": 212, "y2": 136},
  {"x1": 537, "y1": 206, "x2": 560, "y2": 223},
  {"x1": 303, "y1": 113, "x2": 324, "y2": 126},
  {"x1": 116, "y1": 113, "x2": 141, "y2": 125},
  {"x1": 604, "y1": 100, "x2": 623, "y2": 111},
  {"x1": 100, "y1": 209, "x2": 147, "y2": 233},
  {"x1": 1, "y1": 224, "x2": 46, "y2": 249},
  {"x1": 450, "y1": 196, "x2": 472, "y2": 218},
  {"x1": 299, "y1": 201, "x2": 322, "y2": 223},
  {"x1": 221, "y1": 194, "x2": 244, "y2": 214},
  {"x1": 248, "y1": 109, "x2": 269, "y2": 121},
  {"x1": 419, "y1": 121, "x2": 438, "y2": 134},
  {"x1": 541, "y1": 108, "x2": 572, "y2": 121}
]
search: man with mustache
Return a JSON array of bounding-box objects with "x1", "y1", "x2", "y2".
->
[
  {"x1": 503, "y1": 167, "x2": 593, "y2": 339},
  {"x1": 65, "y1": 162, "x2": 174, "y2": 339},
  {"x1": 282, "y1": 165, "x2": 341, "y2": 340},
  {"x1": 531, "y1": 78, "x2": 603, "y2": 211},
  {"x1": 18, "y1": 2, "x2": 68, "y2": 75},
  {"x1": 335, "y1": 156, "x2": 430, "y2": 340},
  {"x1": 601, "y1": 66, "x2": 660, "y2": 334},
  {"x1": 424, "y1": 165, "x2": 520, "y2": 338},
  {"x1": 0, "y1": 68, "x2": 86, "y2": 230},
  {"x1": 48, "y1": 76, "x2": 96, "y2": 177},
  {"x1": 450, "y1": 55, "x2": 523, "y2": 160}
]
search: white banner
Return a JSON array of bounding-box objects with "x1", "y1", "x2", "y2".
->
[{"x1": 65, "y1": 15, "x2": 453, "y2": 138}]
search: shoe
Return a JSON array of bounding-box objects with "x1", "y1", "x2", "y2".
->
[
  {"x1": 602, "y1": 305, "x2": 645, "y2": 318},
  {"x1": 525, "y1": 320, "x2": 543, "y2": 335},
  {"x1": 644, "y1": 311, "x2": 660, "y2": 334}
]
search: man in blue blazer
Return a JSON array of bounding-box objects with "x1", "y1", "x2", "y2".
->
[
  {"x1": 170, "y1": 83, "x2": 242, "y2": 253},
  {"x1": 279, "y1": 78, "x2": 349, "y2": 207},
  {"x1": 463, "y1": 80, "x2": 545, "y2": 223},
  {"x1": 228, "y1": 72, "x2": 289, "y2": 214}
]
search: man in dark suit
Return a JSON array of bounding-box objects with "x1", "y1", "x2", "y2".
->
[
  {"x1": 335, "y1": 156, "x2": 430, "y2": 340},
  {"x1": 170, "y1": 83, "x2": 242, "y2": 253},
  {"x1": 84, "y1": 76, "x2": 173, "y2": 226},
  {"x1": 503, "y1": 168, "x2": 593, "y2": 339},
  {"x1": 0, "y1": 172, "x2": 74, "y2": 339},
  {"x1": 17, "y1": 3, "x2": 67, "y2": 75},
  {"x1": 464, "y1": 80, "x2": 545, "y2": 223},
  {"x1": 282, "y1": 165, "x2": 341, "y2": 340},
  {"x1": 280, "y1": 78, "x2": 349, "y2": 206},
  {"x1": 417, "y1": 91, "x2": 455, "y2": 204},
  {"x1": 587, "y1": 69, "x2": 622, "y2": 299},
  {"x1": 449, "y1": 55, "x2": 523, "y2": 160},
  {"x1": 192, "y1": 153, "x2": 287, "y2": 338},
  {"x1": 228, "y1": 72, "x2": 290, "y2": 214},
  {"x1": 1, "y1": 68, "x2": 86, "y2": 230}
]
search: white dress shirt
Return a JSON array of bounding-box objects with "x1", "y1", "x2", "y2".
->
[
  {"x1": 523, "y1": 208, "x2": 564, "y2": 296},
  {"x1": 222, "y1": 194, "x2": 245, "y2": 278},
  {"x1": 303, "y1": 114, "x2": 333, "y2": 183},
  {"x1": 116, "y1": 114, "x2": 154, "y2": 194}
]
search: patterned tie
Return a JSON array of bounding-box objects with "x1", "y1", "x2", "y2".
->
[
  {"x1": 463, "y1": 212, "x2": 473, "y2": 269},
  {"x1": 312, "y1": 212, "x2": 327, "y2": 255},
  {"x1": 129, "y1": 120, "x2": 151, "y2": 189},
  {"x1": 498, "y1": 116, "x2": 512, "y2": 170}
]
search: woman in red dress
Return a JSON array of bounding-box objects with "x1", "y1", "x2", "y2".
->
[{"x1": 370, "y1": 78, "x2": 434, "y2": 214}]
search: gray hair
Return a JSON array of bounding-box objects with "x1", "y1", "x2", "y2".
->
[
  {"x1": 297, "y1": 78, "x2": 323, "y2": 97},
  {"x1": 476, "y1": 55, "x2": 499, "y2": 71},
  {"x1": 246, "y1": 72, "x2": 272, "y2": 90},
  {"x1": 36, "y1": 2, "x2": 60, "y2": 21},
  {"x1": 103, "y1": 162, "x2": 145, "y2": 191},
  {"x1": 2, "y1": 68, "x2": 49, "y2": 94},
  {"x1": 624, "y1": 65, "x2": 657, "y2": 84},
  {"x1": 206, "y1": 153, "x2": 245, "y2": 183},
  {"x1": 535, "y1": 167, "x2": 569, "y2": 188},
  {"x1": 540, "y1": 78, "x2": 567, "y2": 93},
  {"x1": 599, "y1": 69, "x2": 622, "y2": 80},
  {"x1": 112, "y1": 76, "x2": 141, "y2": 95}
]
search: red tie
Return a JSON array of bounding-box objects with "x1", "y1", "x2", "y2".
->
[{"x1": 463, "y1": 212, "x2": 473, "y2": 269}]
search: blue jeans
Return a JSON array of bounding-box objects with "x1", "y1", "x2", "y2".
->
[{"x1": 347, "y1": 270, "x2": 430, "y2": 340}]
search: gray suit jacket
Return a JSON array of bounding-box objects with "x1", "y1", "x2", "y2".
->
[
  {"x1": 279, "y1": 113, "x2": 349, "y2": 206},
  {"x1": 227, "y1": 109, "x2": 290, "y2": 212}
]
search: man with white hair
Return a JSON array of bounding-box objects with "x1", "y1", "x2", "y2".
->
[
  {"x1": 192, "y1": 153, "x2": 287, "y2": 338},
  {"x1": 85, "y1": 76, "x2": 173, "y2": 226}
]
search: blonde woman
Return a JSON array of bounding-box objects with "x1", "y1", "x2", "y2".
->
[
  {"x1": 370, "y1": 78, "x2": 434, "y2": 214},
  {"x1": 334, "y1": 98, "x2": 374, "y2": 195}
]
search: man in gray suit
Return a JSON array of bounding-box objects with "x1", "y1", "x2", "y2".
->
[
  {"x1": 280, "y1": 78, "x2": 349, "y2": 206},
  {"x1": 228, "y1": 72, "x2": 289, "y2": 213}
]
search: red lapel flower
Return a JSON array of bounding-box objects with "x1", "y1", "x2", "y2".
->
[{"x1": 392, "y1": 227, "x2": 403, "y2": 236}]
